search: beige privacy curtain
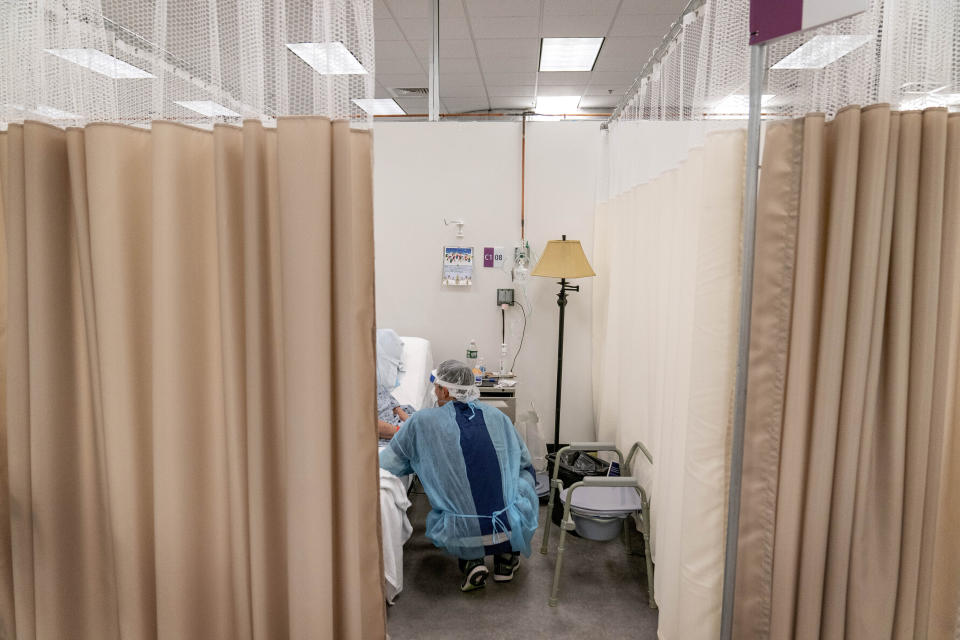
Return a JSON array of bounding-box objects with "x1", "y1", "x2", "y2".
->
[
  {"x1": 0, "y1": 119, "x2": 385, "y2": 640},
  {"x1": 593, "y1": 127, "x2": 745, "y2": 640},
  {"x1": 734, "y1": 105, "x2": 960, "y2": 640}
]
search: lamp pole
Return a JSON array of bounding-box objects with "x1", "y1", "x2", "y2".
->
[{"x1": 551, "y1": 234, "x2": 578, "y2": 453}]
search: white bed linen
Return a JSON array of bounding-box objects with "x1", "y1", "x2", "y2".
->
[
  {"x1": 379, "y1": 335, "x2": 433, "y2": 602},
  {"x1": 391, "y1": 337, "x2": 435, "y2": 411},
  {"x1": 380, "y1": 467, "x2": 413, "y2": 604}
]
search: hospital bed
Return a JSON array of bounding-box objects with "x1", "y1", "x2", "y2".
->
[{"x1": 379, "y1": 336, "x2": 434, "y2": 604}]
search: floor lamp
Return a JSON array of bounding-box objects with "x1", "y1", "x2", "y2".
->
[{"x1": 532, "y1": 235, "x2": 596, "y2": 453}]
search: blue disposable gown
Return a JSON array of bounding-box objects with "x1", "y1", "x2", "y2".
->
[{"x1": 379, "y1": 401, "x2": 539, "y2": 560}]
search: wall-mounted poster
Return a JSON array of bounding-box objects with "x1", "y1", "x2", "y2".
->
[{"x1": 442, "y1": 246, "x2": 474, "y2": 286}]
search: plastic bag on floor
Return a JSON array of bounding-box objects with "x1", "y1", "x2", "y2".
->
[{"x1": 516, "y1": 403, "x2": 547, "y2": 472}]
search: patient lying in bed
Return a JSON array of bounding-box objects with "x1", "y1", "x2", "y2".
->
[
  {"x1": 377, "y1": 328, "x2": 417, "y2": 440},
  {"x1": 378, "y1": 384, "x2": 416, "y2": 440}
]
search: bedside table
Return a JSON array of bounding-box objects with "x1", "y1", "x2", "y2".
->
[{"x1": 477, "y1": 381, "x2": 518, "y2": 423}]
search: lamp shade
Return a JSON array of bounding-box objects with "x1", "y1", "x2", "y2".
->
[{"x1": 531, "y1": 239, "x2": 596, "y2": 279}]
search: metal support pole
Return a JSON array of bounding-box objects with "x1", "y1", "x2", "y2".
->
[
  {"x1": 554, "y1": 277, "x2": 568, "y2": 453},
  {"x1": 427, "y1": 0, "x2": 440, "y2": 122},
  {"x1": 719, "y1": 41, "x2": 767, "y2": 640}
]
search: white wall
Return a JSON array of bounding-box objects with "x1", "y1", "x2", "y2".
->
[{"x1": 373, "y1": 120, "x2": 600, "y2": 443}]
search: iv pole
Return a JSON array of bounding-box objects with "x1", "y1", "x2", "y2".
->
[{"x1": 719, "y1": 41, "x2": 768, "y2": 640}]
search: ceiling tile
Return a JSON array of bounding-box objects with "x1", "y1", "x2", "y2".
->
[
  {"x1": 399, "y1": 17, "x2": 470, "y2": 40},
  {"x1": 398, "y1": 18, "x2": 430, "y2": 39},
  {"x1": 599, "y1": 36, "x2": 661, "y2": 58},
  {"x1": 543, "y1": 0, "x2": 620, "y2": 16},
  {"x1": 440, "y1": 0, "x2": 466, "y2": 17},
  {"x1": 579, "y1": 94, "x2": 618, "y2": 107},
  {"x1": 375, "y1": 19, "x2": 405, "y2": 41},
  {"x1": 608, "y1": 13, "x2": 676, "y2": 37},
  {"x1": 538, "y1": 71, "x2": 593, "y2": 84},
  {"x1": 541, "y1": 14, "x2": 610, "y2": 37},
  {"x1": 475, "y1": 38, "x2": 540, "y2": 58},
  {"x1": 492, "y1": 97, "x2": 537, "y2": 109},
  {"x1": 584, "y1": 83, "x2": 630, "y2": 95},
  {"x1": 409, "y1": 39, "x2": 477, "y2": 59},
  {"x1": 481, "y1": 57, "x2": 538, "y2": 72},
  {"x1": 484, "y1": 71, "x2": 539, "y2": 84},
  {"x1": 409, "y1": 39, "x2": 429, "y2": 58},
  {"x1": 441, "y1": 85, "x2": 487, "y2": 97},
  {"x1": 536, "y1": 84, "x2": 587, "y2": 96},
  {"x1": 593, "y1": 55, "x2": 649, "y2": 71},
  {"x1": 466, "y1": 0, "x2": 540, "y2": 17},
  {"x1": 376, "y1": 58, "x2": 425, "y2": 74},
  {"x1": 439, "y1": 72, "x2": 484, "y2": 86},
  {"x1": 487, "y1": 85, "x2": 536, "y2": 96},
  {"x1": 374, "y1": 0, "x2": 392, "y2": 20},
  {"x1": 439, "y1": 17, "x2": 472, "y2": 39},
  {"x1": 378, "y1": 73, "x2": 429, "y2": 88},
  {"x1": 441, "y1": 39, "x2": 480, "y2": 57},
  {"x1": 469, "y1": 16, "x2": 540, "y2": 39},
  {"x1": 440, "y1": 57, "x2": 481, "y2": 73},
  {"x1": 375, "y1": 40, "x2": 420, "y2": 59},
  {"x1": 620, "y1": 0, "x2": 688, "y2": 14},
  {"x1": 590, "y1": 70, "x2": 639, "y2": 84},
  {"x1": 374, "y1": 83, "x2": 394, "y2": 98},
  {"x1": 441, "y1": 98, "x2": 491, "y2": 112},
  {"x1": 385, "y1": 0, "x2": 429, "y2": 18}
]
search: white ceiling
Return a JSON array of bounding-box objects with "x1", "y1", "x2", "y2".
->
[{"x1": 374, "y1": 0, "x2": 686, "y2": 114}]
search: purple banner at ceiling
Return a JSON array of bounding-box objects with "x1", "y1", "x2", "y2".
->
[{"x1": 750, "y1": 0, "x2": 804, "y2": 44}]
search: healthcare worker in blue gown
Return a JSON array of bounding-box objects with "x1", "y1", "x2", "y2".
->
[{"x1": 379, "y1": 359, "x2": 540, "y2": 592}]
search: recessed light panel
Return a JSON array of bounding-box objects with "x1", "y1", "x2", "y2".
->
[
  {"x1": 287, "y1": 42, "x2": 368, "y2": 75},
  {"x1": 175, "y1": 100, "x2": 241, "y2": 117},
  {"x1": 539, "y1": 38, "x2": 604, "y2": 72},
  {"x1": 44, "y1": 48, "x2": 155, "y2": 79},
  {"x1": 352, "y1": 98, "x2": 405, "y2": 115},
  {"x1": 535, "y1": 96, "x2": 582, "y2": 114},
  {"x1": 771, "y1": 35, "x2": 872, "y2": 70}
]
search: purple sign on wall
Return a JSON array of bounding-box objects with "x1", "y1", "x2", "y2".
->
[
  {"x1": 750, "y1": 0, "x2": 867, "y2": 45},
  {"x1": 483, "y1": 247, "x2": 495, "y2": 268}
]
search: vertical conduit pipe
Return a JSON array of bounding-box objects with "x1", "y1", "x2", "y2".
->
[{"x1": 521, "y1": 113, "x2": 527, "y2": 239}]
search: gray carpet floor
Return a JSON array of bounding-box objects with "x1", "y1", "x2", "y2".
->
[{"x1": 386, "y1": 487, "x2": 659, "y2": 640}]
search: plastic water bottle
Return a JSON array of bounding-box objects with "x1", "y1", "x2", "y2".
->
[
  {"x1": 476, "y1": 356, "x2": 486, "y2": 383},
  {"x1": 466, "y1": 340, "x2": 478, "y2": 370}
]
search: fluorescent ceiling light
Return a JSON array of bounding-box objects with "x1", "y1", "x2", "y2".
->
[
  {"x1": 45, "y1": 48, "x2": 155, "y2": 78},
  {"x1": 175, "y1": 100, "x2": 241, "y2": 117},
  {"x1": 352, "y1": 98, "x2": 405, "y2": 115},
  {"x1": 771, "y1": 35, "x2": 872, "y2": 70},
  {"x1": 712, "y1": 94, "x2": 776, "y2": 113},
  {"x1": 287, "y1": 42, "x2": 367, "y2": 75},
  {"x1": 539, "y1": 38, "x2": 604, "y2": 72},
  {"x1": 535, "y1": 96, "x2": 582, "y2": 114},
  {"x1": 33, "y1": 105, "x2": 81, "y2": 120}
]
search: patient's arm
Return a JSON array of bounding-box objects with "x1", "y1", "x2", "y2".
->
[
  {"x1": 378, "y1": 419, "x2": 399, "y2": 440},
  {"x1": 393, "y1": 407, "x2": 409, "y2": 422}
]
